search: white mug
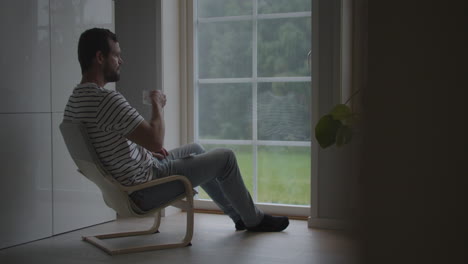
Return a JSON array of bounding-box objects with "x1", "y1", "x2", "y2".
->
[{"x1": 142, "y1": 90, "x2": 152, "y2": 105}]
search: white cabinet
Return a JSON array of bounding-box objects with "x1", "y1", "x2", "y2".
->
[
  {"x1": 0, "y1": 0, "x2": 117, "y2": 248},
  {"x1": 0, "y1": 114, "x2": 53, "y2": 249},
  {"x1": 0, "y1": 0, "x2": 51, "y2": 113}
]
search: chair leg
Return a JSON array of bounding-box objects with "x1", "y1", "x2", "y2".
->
[
  {"x1": 182, "y1": 194, "x2": 194, "y2": 244},
  {"x1": 82, "y1": 210, "x2": 193, "y2": 255}
]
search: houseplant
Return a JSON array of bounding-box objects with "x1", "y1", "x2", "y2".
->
[{"x1": 315, "y1": 89, "x2": 360, "y2": 148}]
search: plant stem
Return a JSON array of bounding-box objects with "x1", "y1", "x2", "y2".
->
[{"x1": 345, "y1": 89, "x2": 361, "y2": 105}]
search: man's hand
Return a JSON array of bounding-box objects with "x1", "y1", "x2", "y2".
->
[
  {"x1": 150, "y1": 90, "x2": 166, "y2": 108},
  {"x1": 152, "y1": 147, "x2": 169, "y2": 160},
  {"x1": 126, "y1": 90, "x2": 166, "y2": 153}
]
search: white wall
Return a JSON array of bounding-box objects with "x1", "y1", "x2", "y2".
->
[
  {"x1": 114, "y1": 0, "x2": 161, "y2": 121},
  {"x1": 161, "y1": 0, "x2": 181, "y2": 149},
  {"x1": 0, "y1": 0, "x2": 115, "y2": 249},
  {"x1": 115, "y1": 0, "x2": 181, "y2": 151}
]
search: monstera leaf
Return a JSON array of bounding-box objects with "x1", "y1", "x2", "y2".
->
[
  {"x1": 315, "y1": 114, "x2": 342, "y2": 148},
  {"x1": 315, "y1": 104, "x2": 356, "y2": 149}
]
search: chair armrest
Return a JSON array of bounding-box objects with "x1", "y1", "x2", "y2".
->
[{"x1": 77, "y1": 168, "x2": 196, "y2": 196}]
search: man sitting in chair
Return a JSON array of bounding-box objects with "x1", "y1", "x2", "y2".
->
[{"x1": 64, "y1": 28, "x2": 289, "y2": 232}]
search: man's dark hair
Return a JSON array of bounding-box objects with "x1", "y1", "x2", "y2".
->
[{"x1": 78, "y1": 28, "x2": 118, "y2": 73}]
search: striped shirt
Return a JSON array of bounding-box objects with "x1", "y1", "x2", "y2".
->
[{"x1": 64, "y1": 83, "x2": 153, "y2": 186}]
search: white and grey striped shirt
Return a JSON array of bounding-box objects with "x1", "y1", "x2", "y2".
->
[{"x1": 64, "y1": 83, "x2": 153, "y2": 186}]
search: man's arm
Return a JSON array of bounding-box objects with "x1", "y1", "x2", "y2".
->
[{"x1": 126, "y1": 90, "x2": 166, "y2": 153}]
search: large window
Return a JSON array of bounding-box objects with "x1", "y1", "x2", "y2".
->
[{"x1": 194, "y1": 0, "x2": 311, "y2": 206}]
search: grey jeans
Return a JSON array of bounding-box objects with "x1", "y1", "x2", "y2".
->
[{"x1": 129, "y1": 143, "x2": 263, "y2": 227}]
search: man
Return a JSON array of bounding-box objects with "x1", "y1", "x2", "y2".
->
[{"x1": 64, "y1": 28, "x2": 289, "y2": 232}]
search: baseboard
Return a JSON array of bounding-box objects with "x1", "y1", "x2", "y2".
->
[
  {"x1": 308, "y1": 217, "x2": 349, "y2": 230},
  {"x1": 194, "y1": 200, "x2": 310, "y2": 220}
]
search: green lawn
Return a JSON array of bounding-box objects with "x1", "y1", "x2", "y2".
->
[{"x1": 198, "y1": 145, "x2": 311, "y2": 205}]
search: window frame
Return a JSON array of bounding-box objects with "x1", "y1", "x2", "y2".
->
[
  {"x1": 178, "y1": 0, "x2": 349, "y2": 221},
  {"x1": 193, "y1": 0, "x2": 312, "y2": 216}
]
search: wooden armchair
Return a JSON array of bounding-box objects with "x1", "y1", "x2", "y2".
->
[{"x1": 59, "y1": 120, "x2": 195, "y2": 255}]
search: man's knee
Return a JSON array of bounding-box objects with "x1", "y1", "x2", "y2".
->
[
  {"x1": 213, "y1": 148, "x2": 239, "y2": 182},
  {"x1": 216, "y1": 148, "x2": 237, "y2": 165},
  {"x1": 191, "y1": 143, "x2": 205, "y2": 154}
]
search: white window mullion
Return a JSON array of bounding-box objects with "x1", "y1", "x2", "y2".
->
[
  {"x1": 252, "y1": 90, "x2": 258, "y2": 202},
  {"x1": 198, "y1": 139, "x2": 310, "y2": 147},
  {"x1": 198, "y1": 15, "x2": 253, "y2": 23},
  {"x1": 198, "y1": 139, "x2": 253, "y2": 145},
  {"x1": 198, "y1": 78, "x2": 253, "y2": 84},
  {"x1": 198, "y1": 12, "x2": 310, "y2": 24},
  {"x1": 257, "y1": 140, "x2": 310, "y2": 147},
  {"x1": 252, "y1": 0, "x2": 259, "y2": 202},
  {"x1": 257, "y1": 11, "x2": 311, "y2": 20},
  {"x1": 193, "y1": 2, "x2": 200, "y2": 142},
  {"x1": 198, "y1": 77, "x2": 311, "y2": 84},
  {"x1": 257, "y1": 77, "x2": 311, "y2": 83}
]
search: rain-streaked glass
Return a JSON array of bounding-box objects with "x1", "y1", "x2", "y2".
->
[
  {"x1": 198, "y1": 21, "x2": 252, "y2": 78},
  {"x1": 198, "y1": 0, "x2": 252, "y2": 18},
  {"x1": 198, "y1": 83, "x2": 252, "y2": 140},
  {"x1": 258, "y1": 0, "x2": 311, "y2": 14},
  {"x1": 258, "y1": 17, "x2": 311, "y2": 77},
  {"x1": 258, "y1": 82, "x2": 311, "y2": 141}
]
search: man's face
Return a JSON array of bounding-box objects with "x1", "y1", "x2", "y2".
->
[{"x1": 103, "y1": 40, "x2": 123, "y2": 82}]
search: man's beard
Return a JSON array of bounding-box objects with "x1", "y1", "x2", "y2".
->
[{"x1": 103, "y1": 64, "x2": 120, "y2": 82}]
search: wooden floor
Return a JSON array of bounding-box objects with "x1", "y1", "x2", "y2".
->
[{"x1": 0, "y1": 213, "x2": 358, "y2": 264}]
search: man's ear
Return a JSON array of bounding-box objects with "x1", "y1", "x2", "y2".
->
[{"x1": 95, "y1": 50, "x2": 105, "y2": 65}]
